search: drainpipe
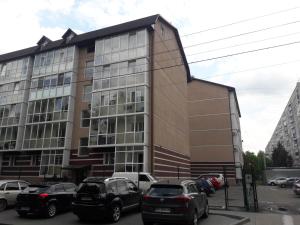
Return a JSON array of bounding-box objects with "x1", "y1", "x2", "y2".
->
[{"x1": 149, "y1": 29, "x2": 154, "y2": 175}]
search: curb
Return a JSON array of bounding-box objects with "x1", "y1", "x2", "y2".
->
[{"x1": 210, "y1": 212, "x2": 250, "y2": 225}]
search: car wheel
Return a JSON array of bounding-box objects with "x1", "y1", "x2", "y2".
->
[
  {"x1": 17, "y1": 212, "x2": 27, "y2": 217},
  {"x1": 45, "y1": 203, "x2": 57, "y2": 218},
  {"x1": 109, "y1": 204, "x2": 121, "y2": 223},
  {"x1": 142, "y1": 221, "x2": 153, "y2": 225},
  {"x1": 270, "y1": 182, "x2": 275, "y2": 186},
  {"x1": 0, "y1": 199, "x2": 7, "y2": 212},
  {"x1": 202, "y1": 202, "x2": 209, "y2": 218},
  {"x1": 78, "y1": 215, "x2": 89, "y2": 222},
  {"x1": 189, "y1": 210, "x2": 198, "y2": 225}
]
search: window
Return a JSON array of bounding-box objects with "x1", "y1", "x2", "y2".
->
[
  {"x1": 64, "y1": 183, "x2": 76, "y2": 192},
  {"x1": 19, "y1": 182, "x2": 29, "y2": 190},
  {"x1": 107, "y1": 181, "x2": 117, "y2": 193},
  {"x1": 139, "y1": 174, "x2": 149, "y2": 182},
  {"x1": 82, "y1": 85, "x2": 92, "y2": 102},
  {"x1": 126, "y1": 181, "x2": 137, "y2": 191},
  {"x1": 117, "y1": 180, "x2": 128, "y2": 193},
  {"x1": 0, "y1": 183, "x2": 5, "y2": 191},
  {"x1": 104, "y1": 152, "x2": 115, "y2": 165},
  {"x1": 78, "y1": 137, "x2": 89, "y2": 156},
  {"x1": 5, "y1": 182, "x2": 19, "y2": 191},
  {"x1": 187, "y1": 184, "x2": 198, "y2": 193},
  {"x1": 85, "y1": 61, "x2": 94, "y2": 79},
  {"x1": 55, "y1": 184, "x2": 65, "y2": 192},
  {"x1": 81, "y1": 110, "x2": 90, "y2": 127}
]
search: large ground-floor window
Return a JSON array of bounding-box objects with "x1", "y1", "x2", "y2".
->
[
  {"x1": 115, "y1": 145, "x2": 143, "y2": 172},
  {"x1": 39, "y1": 150, "x2": 63, "y2": 176}
]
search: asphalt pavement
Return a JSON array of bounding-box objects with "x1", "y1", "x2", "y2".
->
[{"x1": 0, "y1": 208, "x2": 239, "y2": 225}]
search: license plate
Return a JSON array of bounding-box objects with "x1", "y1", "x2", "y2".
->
[
  {"x1": 20, "y1": 207, "x2": 30, "y2": 211},
  {"x1": 155, "y1": 208, "x2": 170, "y2": 213},
  {"x1": 81, "y1": 197, "x2": 92, "y2": 201}
]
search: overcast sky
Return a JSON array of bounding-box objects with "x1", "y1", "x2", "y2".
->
[{"x1": 1, "y1": 0, "x2": 300, "y2": 154}]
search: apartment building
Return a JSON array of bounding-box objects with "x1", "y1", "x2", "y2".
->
[
  {"x1": 188, "y1": 78, "x2": 243, "y2": 182},
  {"x1": 266, "y1": 82, "x2": 300, "y2": 166},
  {"x1": 0, "y1": 15, "x2": 191, "y2": 181}
]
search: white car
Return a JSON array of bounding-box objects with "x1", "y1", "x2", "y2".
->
[
  {"x1": 267, "y1": 177, "x2": 287, "y2": 186},
  {"x1": 0, "y1": 180, "x2": 29, "y2": 211},
  {"x1": 112, "y1": 172, "x2": 157, "y2": 192}
]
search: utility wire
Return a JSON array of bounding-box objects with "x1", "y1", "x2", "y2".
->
[
  {"x1": 0, "y1": 40, "x2": 300, "y2": 95},
  {"x1": 187, "y1": 31, "x2": 300, "y2": 56},
  {"x1": 181, "y1": 6, "x2": 300, "y2": 36},
  {"x1": 200, "y1": 59, "x2": 300, "y2": 79},
  {"x1": 184, "y1": 20, "x2": 300, "y2": 49}
]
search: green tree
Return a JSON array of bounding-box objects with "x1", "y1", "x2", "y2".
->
[
  {"x1": 271, "y1": 142, "x2": 290, "y2": 167},
  {"x1": 243, "y1": 150, "x2": 268, "y2": 181}
]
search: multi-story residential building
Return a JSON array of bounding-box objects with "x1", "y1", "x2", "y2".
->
[
  {"x1": 0, "y1": 15, "x2": 243, "y2": 183},
  {"x1": 0, "y1": 15, "x2": 191, "y2": 182},
  {"x1": 266, "y1": 82, "x2": 300, "y2": 166},
  {"x1": 187, "y1": 78, "x2": 243, "y2": 183}
]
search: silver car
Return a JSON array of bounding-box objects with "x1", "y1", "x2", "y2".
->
[{"x1": 0, "y1": 180, "x2": 29, "y2": 211}]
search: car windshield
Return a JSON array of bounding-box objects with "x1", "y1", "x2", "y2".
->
[
  {"x1": 23, "y1": 185, "x2": 50, "y2": 193},
  {"x1": 148, "y1": 185, "x2": 183, "y2": 197},
  {"x1": 77, "y1": 183, "x2": 106, "y2": 194}
]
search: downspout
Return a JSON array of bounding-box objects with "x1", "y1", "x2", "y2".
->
[
  {"x1": 149, "y1": 28, "x2": 154, "y2": 174},
  {"x1": 228, "y1": 90, "x2": 237, "y2": 182}
]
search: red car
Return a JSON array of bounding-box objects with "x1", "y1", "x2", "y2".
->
[{"x1": 208, "y1": 177, "x2": 221, "y2": 190}]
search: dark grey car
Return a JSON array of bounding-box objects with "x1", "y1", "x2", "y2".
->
[{"x1": 141, "y1": 180, "x2": 209, "y2": 225}]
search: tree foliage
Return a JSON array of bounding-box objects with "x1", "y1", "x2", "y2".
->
[
  {"x1": 243, "y1": 151, "x2": 266, "y2": 180},
  {"x1": 271, "y1": 142, "x2": 292, "y2": 167}
]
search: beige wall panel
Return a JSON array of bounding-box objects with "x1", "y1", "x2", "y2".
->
[
  {"x1": 152, "y1": 20, "x2": 190, "y2": 156},
  {"x1": 189, "y1": 114, "x2": 231, "y2": 130},
  {"x1": 188, "y1": 99, "x2": 230, "y2": 116},
  {"x1": 188, "y1": 79, "x2": 235, "y2": 164},
  {"x1": 190, "y1": 130, "x2": 233, "y2": 146},
  {"x1": 191, "y1": 146, "x2": 234, "y2": 162},
  {"x1": 188, "y1": 81, "x2": 229, "y2": 100}
]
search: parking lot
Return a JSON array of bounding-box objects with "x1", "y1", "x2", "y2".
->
[
  {"x1": 1, "y1": 185, "x2": 299, "y2": 225},
  {"x1": 0, "y1": 208, "x2": 238, "y2": 225}
]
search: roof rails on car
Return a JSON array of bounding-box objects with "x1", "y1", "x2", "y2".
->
[{"x1": 104, "y1": 177, "x2": 129, "y2": 182}]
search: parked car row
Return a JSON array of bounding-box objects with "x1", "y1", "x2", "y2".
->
[
  {"x1": 293, "y1": 179, "x2": 300, "y2": 195},
  {"x1": 0, "y1": 174, "x2": 209, "y2": 225},
  {"x1": 267, "y1": 177, "x2": 300, "y2": 188},
  {"x1": 195, "y1": 173, "x2": 225, "y2": 196},
  {"x1": 0, "y1": 180, "x2": 30, "y2": 211}
]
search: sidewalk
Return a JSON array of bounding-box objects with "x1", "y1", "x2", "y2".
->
[{"x1": 211, "y1": 209, "x2": 300, "y2": 225}]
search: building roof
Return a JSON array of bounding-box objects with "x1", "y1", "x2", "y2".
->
[
  {"x1": 0, "y1": 14, "x2": 190, "y2": 80},
  {"x1": 190, "y1": 77, "x2": 241, "y2": 117}
]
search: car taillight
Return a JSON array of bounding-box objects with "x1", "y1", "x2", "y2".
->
[
  {"x1": 175, "y1": 195, "x2": 192, "y2": 203},
  {"x1": 39, "y1": 193, "x2": 49, "y2": 198},
  {"x1": 143, "y1": 195, "x2": 151, "y2": 201}
]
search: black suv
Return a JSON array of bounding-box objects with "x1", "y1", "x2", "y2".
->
[
  {"x1": 16, "y1": 183, "x2": 76, "y2": 218},
  {"x1": 72, "y1": 177, "x2": 141, "y2": 222},
  {"x1": 141, "y1": 180, "x2": 209, "y2": 225}
]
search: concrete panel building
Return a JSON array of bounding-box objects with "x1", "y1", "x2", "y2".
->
[
  {"x1": 266, "y1": 82, "x2": 300, "y2": 166},
  {"x1": 188, "y1": 78, "x2": 243, "y2": 182}
]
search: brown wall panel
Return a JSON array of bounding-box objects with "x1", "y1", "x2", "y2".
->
[
  {"x1": 188, "y1": 80, "x2": 235, "y2": 166},
  {"x1": 152, "y1": 20, "x2": 190, "y2": 157}
]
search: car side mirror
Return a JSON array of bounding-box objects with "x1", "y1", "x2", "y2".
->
[{"x1": 129, "y1": 186, "x2": 138, "y2": 192}]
